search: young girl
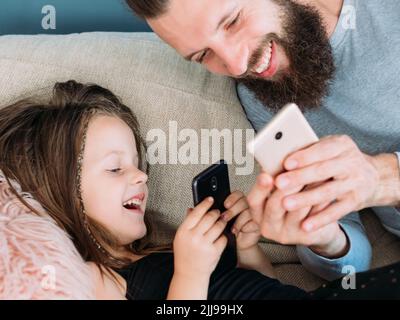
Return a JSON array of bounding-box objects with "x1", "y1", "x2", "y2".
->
[
  {"x1": 0, "y1": 80, "x2": 277, "y2": 299},
  {"x1": 1, "y1": 80, "x2": 399, "y2": 300}
]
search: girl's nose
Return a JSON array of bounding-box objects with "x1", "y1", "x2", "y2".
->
[{"x1": 130, "y1": 167, "x2": 148, "y2": 185}]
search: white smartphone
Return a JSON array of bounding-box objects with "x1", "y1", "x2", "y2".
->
[{"x1": 247, "y1": 103, "x2": 319, "y2": 177}]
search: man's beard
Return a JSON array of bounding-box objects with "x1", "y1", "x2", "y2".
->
[{"x1": 236, "y1": 0, "x2": 336, "y2": 112}]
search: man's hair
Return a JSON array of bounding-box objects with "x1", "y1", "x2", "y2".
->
[{"x1": 125, "y1": 0, "x2": 169, "y2": 19}]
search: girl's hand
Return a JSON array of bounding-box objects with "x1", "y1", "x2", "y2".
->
[
  {"x1": 222, "y1": 191, "x2": 261, "y2": 251},
  {"x1": 173, "y1": 197, "x2": 228, "y2": 280}
]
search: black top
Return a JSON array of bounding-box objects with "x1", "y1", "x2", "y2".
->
[
  {"x1": 118, "y1": 244, "x2": 400, "y2": 300},
  {"x1": 117, "y1": 246, "x2": 307, "y2": 300}
]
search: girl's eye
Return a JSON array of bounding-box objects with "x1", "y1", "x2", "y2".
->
[{"x1": 109, "y1": 168, "x2": 122, "y2": 173}]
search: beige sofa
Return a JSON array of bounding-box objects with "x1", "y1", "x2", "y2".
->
[{"x1": 1, "y1": 32, "x2": 399, "y2": 292}]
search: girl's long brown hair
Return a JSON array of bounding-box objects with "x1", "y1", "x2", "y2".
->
[{"x1": 0, "y1": 80, "x2": 168, "y2": 271}]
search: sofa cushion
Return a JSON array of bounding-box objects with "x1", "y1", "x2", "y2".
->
[{"x1": 0, "y1": 171, "x2": 95, "y2": 299}]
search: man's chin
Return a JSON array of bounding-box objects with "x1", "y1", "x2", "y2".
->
[{"x1": 237, "y1": 72, "x2": 331, "y2": 112}]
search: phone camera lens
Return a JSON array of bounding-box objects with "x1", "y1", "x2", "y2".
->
[
  {"x1": 275, "y1": 132, "x2": 283, "y2": 140},
  {"x1": 211, "y1": 177, "x2": 218, "y2": 191}
]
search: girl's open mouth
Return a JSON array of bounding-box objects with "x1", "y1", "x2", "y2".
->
[{"x1": 122, "y1": 193, "x2": 145, "y2": 214}]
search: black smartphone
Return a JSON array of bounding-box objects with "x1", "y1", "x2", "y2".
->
[{"x1": 192, "y1": 160, "x2": 236, "y2": 248}]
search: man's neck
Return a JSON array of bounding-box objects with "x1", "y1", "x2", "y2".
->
[{"x1": 296, "y1": 0, "x2": 344, "y2": 37}]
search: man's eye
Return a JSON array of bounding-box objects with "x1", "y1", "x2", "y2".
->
[
  {"x1": 197, "y1": 50, "x2": 208, "y2": 63},
  {"x1": 109, "y1": 168, "x2": 122, "y2": 173},
  {"x1": 228, "y1": 12, "x2": 241, "y2": 29}
]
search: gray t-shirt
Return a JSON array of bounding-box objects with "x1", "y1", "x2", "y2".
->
[{"x1": 237, "y1": 0, "x2": 400, "y2": 234}]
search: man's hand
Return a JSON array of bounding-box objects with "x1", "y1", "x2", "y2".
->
[
  {"x1": 247, "y1": 172, "x2": 349, "y2": 258},
  {"x1": 274, "y1": 135, "x2": 400, "y2": 232}
]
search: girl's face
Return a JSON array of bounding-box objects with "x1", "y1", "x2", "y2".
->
[{"x1": 81, "y1": 115, "x2": 149, "y2": 246}]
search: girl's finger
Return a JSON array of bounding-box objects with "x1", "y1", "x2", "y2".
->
[
  {"x1": 224, "y1": 190, "x2": 244, "y2": 209},
  {"x1": 182, "y1": 197, "x2": 214, "y2": 229},
  {"x1": 232, "y1": 209, "x2": 252, "y2": 234},
  {"x1": 195, "y1": 209, "x2": 222, "y2": 234},
  {"x1": 221, "y1": 197, "x2": 249, "y2": 222},
  {"x1": 205, "y1": 219, "x2": 227, "y2": 242}
]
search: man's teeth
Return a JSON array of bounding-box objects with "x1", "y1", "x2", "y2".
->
[
  {"x1": 255, "y1": 42, "x2": 273, "y2": 74},
  {"x1": 123, "y1": 198, "x2": 142, "y2": 207}
]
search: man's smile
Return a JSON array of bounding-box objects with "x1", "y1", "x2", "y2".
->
[{"x1": 250, "y1": 40, "x2": 279, "y2": 79}]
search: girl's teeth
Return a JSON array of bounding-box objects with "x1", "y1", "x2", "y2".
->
[{"x1": 123, "y1": 198, "x2": 142, "y2": 207}]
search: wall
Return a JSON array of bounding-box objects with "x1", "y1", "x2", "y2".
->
[{"x1": 0, "y1": 0, "x2": 151, "y2": 35}]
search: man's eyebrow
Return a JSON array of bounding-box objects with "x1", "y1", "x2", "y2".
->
[
  {"x1": 183, "y1": 6, "x2": 237, "y2": 61},
  {"x1": 215, "y1": 6, "x2": 237, "y2": 32}
]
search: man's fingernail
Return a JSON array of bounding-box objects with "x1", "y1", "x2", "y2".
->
[
  {"x1": 277, "y1": 177, "x2": 290, "y2": 189},
  {"x1": 225, "y1": 201, "x2": 231, "y2": 207},
  {"x1": 208, "y1": 197, "x2": 214, "y2": 202},
  {"x1": 286, "y1": 159, "x2": 298, "y2": 170},
  {"x1": 303, "y1": 222, "x2": 314, "y2": 232},
  {"x1": 232, "y1": 228, "x2": 237, "y2": 234}
]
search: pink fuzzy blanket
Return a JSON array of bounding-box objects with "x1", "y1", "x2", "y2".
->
[{"x1": 0, "y1": 171, "x2": 95, "y2": 299}]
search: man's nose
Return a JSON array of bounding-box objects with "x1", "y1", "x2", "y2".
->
[{"x1": 215, "y1": 43, "x2": 249, "y2": 77}]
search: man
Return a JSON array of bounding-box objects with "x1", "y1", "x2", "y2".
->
[{"x1": 125, "y1": 0, "x2": 400, "y2": 280}]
